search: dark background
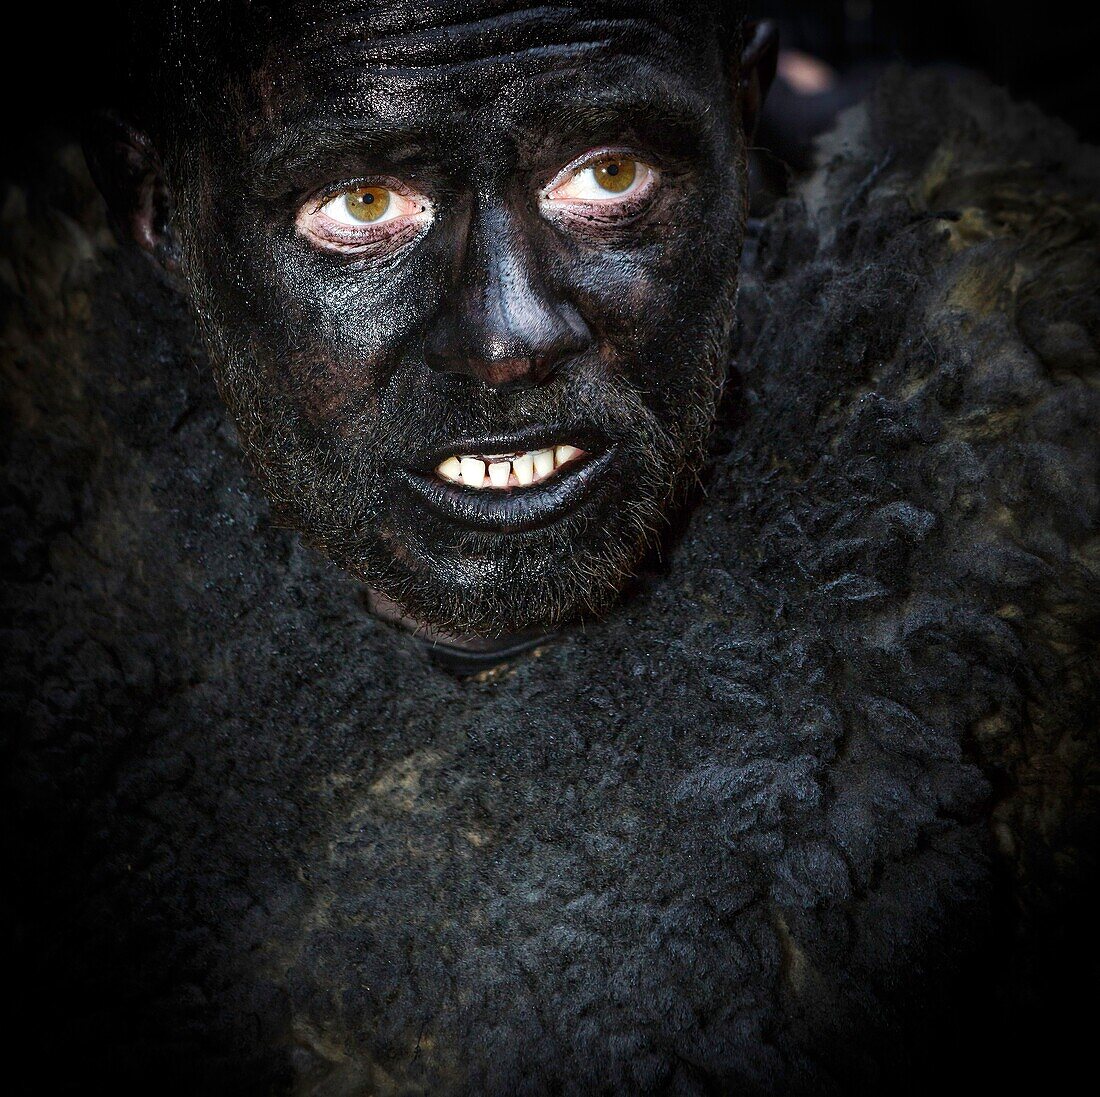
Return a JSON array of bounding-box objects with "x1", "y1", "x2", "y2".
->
[
  {"x1": 753, "y1": 0, "x2": 1100, "y2": 180},
  {"x1": 0, "y1": 1, "x2": 1097, "y2": 183},
  {"x1": 758, "y1": 0, "x2": 1099, "y2": 140}
]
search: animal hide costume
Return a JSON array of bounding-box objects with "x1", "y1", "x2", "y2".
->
[{"x1": 2, "y1": 70, "x2": 1098, "y2": 1094}]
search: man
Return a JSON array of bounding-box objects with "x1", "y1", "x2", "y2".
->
[
  {"x1": 2, "y1": 2, "x2": 1098, "y2": 1094},
  {"x1": 88, "y1": 0, "x2": 778, "y2": 665}
]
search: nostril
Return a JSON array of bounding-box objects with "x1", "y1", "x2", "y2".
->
[
  {"x1": 424, "y1": 349, "x2": 580, "y2": 391},
  {"x1": 530, "y1": 346, "x2": 575, "y2": 385},
  {"x1": 423, "y1": 335, "x2": 537, "y2": 386}
]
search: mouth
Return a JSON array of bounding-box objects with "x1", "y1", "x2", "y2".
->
[{"x1": 397, "y1": 427, "x2": 617, "y2": 532}]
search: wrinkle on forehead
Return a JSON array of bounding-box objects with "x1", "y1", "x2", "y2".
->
[
  {"x1": 142, "y1": 1, "x2": 736, "y2": 149},
  {"x1": 280, "y1": 0, "x2": 717, "y2": 46},
  {"x1": 262, "y1": 0, "x2": 720, "y2": 74}
]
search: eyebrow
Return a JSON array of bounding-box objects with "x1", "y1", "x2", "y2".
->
[
  {"x1": 534, "y1": 78, "x2": 718, "y2": 154},
  {"x1": 253, "y1": 115, "x2": 441, "y2": 187}
]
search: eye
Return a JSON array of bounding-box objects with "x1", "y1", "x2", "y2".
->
[
  {"x1": 297, "y1": 181, "x2": 433, "y2": 251},
  {"x1": 541, "y1": 153, "x2": 658, "y2": 215},
  {"x1": 322, "y1": 185, "x2": 401, "y2": 225}
]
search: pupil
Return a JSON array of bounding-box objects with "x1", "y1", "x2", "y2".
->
[{"x1": 606, "y1": 164, "x2": 620, "y2": 176}]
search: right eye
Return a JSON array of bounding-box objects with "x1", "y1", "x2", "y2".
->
[
  {"x1": 320, "y1": 185, "x2": 406, "y2": 225},
  {"x1": 297, "y1": 181, "x2": 433, "y2": 251}
]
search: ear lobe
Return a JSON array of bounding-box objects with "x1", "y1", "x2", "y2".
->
[
  {"x1": 83, "y1": 112, "x2": 181, "y2": 272},
  {"x1": 737, "y1": 19, "x2": 779, "y2": 144}
]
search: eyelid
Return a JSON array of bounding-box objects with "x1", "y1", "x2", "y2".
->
[
  {"x1": 541, "y1": 147, "x2": 657, "y2": 195},
  {"x1": 539, "y1": 149, "x2": 659, "y2": 221}
]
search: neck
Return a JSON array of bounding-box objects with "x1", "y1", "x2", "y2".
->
[{"x1": 365, "y1": 588, "x2": 552, "y2": 669}]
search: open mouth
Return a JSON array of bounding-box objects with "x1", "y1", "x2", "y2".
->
[{"x1": 397, "y1": 429, "x2": 616, "y2": 532}]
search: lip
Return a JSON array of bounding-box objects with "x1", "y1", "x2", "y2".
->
[{"x1": 398, "y1": 427, "x2": 617, "y2": 533}]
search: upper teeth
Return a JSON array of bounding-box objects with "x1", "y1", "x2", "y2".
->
[{"x1": 437, "y1": 445, "x2": 582, "y2": 489}]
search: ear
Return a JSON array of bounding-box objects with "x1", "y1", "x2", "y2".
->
[
  {"x1": 83, "y1": 111, "x2": 181, "y2": 272},
  {"x1": 737, "y1": 19, "x2": 779, "y2": 144}
]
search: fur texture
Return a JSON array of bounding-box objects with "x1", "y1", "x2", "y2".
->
[{"x1": 2, "y1": 70, "x2": 1098, "y2": 1094}]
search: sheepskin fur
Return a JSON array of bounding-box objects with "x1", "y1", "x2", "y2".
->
[{"x1": 2, "y1": 70, "x2": 1098, "y2": 1095}]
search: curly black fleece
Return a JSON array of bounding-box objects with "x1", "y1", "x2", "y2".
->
[{"x1": 3, "y1": 71, "x2": 1099, "y2": 1095}]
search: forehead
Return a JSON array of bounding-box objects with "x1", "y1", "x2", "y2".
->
[{"x1": 228, "y1": 1, "x2": 727, "y2": 136}]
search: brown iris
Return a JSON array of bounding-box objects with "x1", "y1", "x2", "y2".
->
[
  {"x1": 344, "y1": 187, "x2": 392, "y2": 222},
  {"x1": 593, "y1": 158, "x2": 636, "y2": 193}
]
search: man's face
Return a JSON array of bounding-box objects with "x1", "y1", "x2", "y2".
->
[{"x1": 168, "y1": 1, "x2": 750, "y2": 637}]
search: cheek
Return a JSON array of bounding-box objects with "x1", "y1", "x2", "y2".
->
[
  {"x1": 222, "y1": 234, "x2": 448, "y2": 428},
  {"x1": 558, "y1": 194, "x2": 743, "y2": 379}
]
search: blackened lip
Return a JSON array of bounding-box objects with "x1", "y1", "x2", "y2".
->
[{"x1": 397, "y1": 443, "x2": 618, "y2": 533}]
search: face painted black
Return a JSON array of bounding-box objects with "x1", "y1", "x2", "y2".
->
[{"x1": 97, "y1": 1, "x2": 769, "y2": 639}]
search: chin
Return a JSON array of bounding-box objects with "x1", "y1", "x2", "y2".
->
[
  {"x1": 346, "y1": 492, "x2": 664, "y2": 638},
  {"x1": 372, "y1": 555, "x2": 627, "y2": 638}
]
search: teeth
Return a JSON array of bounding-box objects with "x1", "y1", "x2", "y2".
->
[
  {"x1": 438, "y1": 456, "x2": 462, "y2": 483},
  {"x1": 459, "y1": 457, "x2": 486, "y2": 488},
  {"x1": 435, "y1": 445, "x2": 584, "y2": 490},
  {"x1": 512, "y1": 453, "x2": 534, "y2": 486},
  {"x1": 533, "y1": 448, "x2": 555, "y2": 479}
]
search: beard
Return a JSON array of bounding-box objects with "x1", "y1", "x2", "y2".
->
[{"x1": 183, "y1": 252, "x2": 740, "y2": 638}]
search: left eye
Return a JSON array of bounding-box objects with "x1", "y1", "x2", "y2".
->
[{"x1": 543, "y1": 155, "x2": 655, "y2": 206}]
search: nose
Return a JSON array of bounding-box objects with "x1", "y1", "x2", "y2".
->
[{"x1": 424, "y1": 203, "x2": 592, "y2": 391}]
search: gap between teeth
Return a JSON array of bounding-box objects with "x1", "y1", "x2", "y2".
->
[{"x1": 437, "y1": 446, "x2": 582, "y2": 489}]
